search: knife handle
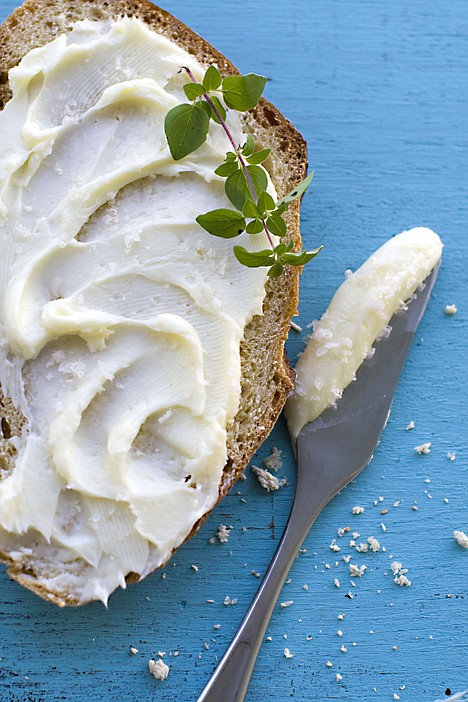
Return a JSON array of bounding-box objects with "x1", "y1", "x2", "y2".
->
[{"x1": 196, "y1": 466, "x2": 329, "y2": 702}]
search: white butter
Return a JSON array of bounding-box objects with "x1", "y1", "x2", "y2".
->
[
  {"x1": 286, "y1": 228, "x2": 442, "y2": 441},
  {"x1": 0, "y1": 18, "x2": 275, "y2": 603}
]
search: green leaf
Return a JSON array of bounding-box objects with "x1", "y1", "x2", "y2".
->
[
  {"x1": 242, "y1": 134, "x2": 255, "y2": 157},
  {"x1": 215, "y1": 161, "x2": 239, "y2": 177},
  {"x1": 222, "y1": 73, "x2": 267, "y2": 111},
  {"x1": 282, "y1": 246, "x2": 323, "y2": 266},
  {"x1": 243, "y1": 199, "x2": 260, "y2": 218},
  {"x1": 276, "y1": 171, "x2": 315, "y2": 208},
  {"x1": 267, "y1": 214, "x2": 287, "y2": 237},
  {"x1": 257, "y1": 190, "x2": 275, "y2": 214},
  {"x1": 247, "y1": 165, "x2": 268, "y2": 198},
  {"x1": 246, "y1": 218, "x2": 265, "y2": 234},
  {"x1": 275, "y1": 203, "x2": 288, "y2": 216},
  {"x1": 247, "y1": 148, "x2": 271, "y2": 165},
  {"x1": 209, "y1": 95, "x2": 227, "y2": 124},
  {"x1": 164, "y1": 103, "x2": 210, "y2": 160},
  {"x1": 268, "y1": 262, "x2": 284, "y2": 278},
  {"x1": 274, "y1": 243, "x2": 288, "y2": 256},
  {"x1": 225, "y1": 165, "x2": 268, "y2": 210},
  {"x1": 183, "y1": 82, "x2": 205, "y2": 101},
  {"x1": 199, "y1": 100, "x2": 212, "y2": 118},
  {"x1": 233, "y1": 245, "x2": 275, "y2": 268},
  {"x1": 226, "y1": 151, "x2": 237, "y2": 161},
  {"x1": 203, "y1": 65, "x2": 222, "y2": 91},
  {"x1": 225, "y1": 169, "x2": 250, "y2": 210},
  {"x1": 196, "y1": 209, "x2": 246, "y2": 239}
]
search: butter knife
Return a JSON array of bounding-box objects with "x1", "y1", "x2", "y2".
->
[{"x1": 197, "y1": 261, "x2": 440, "y2": 702}]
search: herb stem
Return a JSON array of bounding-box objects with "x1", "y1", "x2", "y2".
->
[{"x1": 182, "y1": 66, "x2": 274, "y2": 249}]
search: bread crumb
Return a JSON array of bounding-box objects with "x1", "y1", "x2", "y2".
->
[
  {"x1": 406, "y1": 420, "x2": 415, "y2": 430},
  {"x1": 191, "y1": 564, "x2": 198, "y2": 572},
  {"x1": 281, "y1": 600, "x2": 294, "y2": 608},
  {"x1": 251, "y1": 570, "x2": 261, "y2": 578},
  {"x1": 329, "y1": 541, "x2": 341, "y2": 552},
  {"x1": 447, "y1": 451, "x2": 456, "y2": 461},
  {"x1": 391, "y1": 561, "x2": 412, "y2": 586},
  {"x1": 129, "y1": 646, "x2": 138, "y2": 655},
  {"x1": 290, "y1": 321, "x2": 303, "y2": 332},
  {"x1": 336, "y1": 673, "x2": 343, "y2": 682},
  {"x1": 265, "y1": 636, "x2": 272, "y2": 641},
  {"x1": 283, "y1": 648, "x2": 294, "y2": 659},
  {"x1": 352, "y1": 506, "x2": 365, "y2": 515},
  {"x1": 217, "y1": 524, "x2": 231, "y2": 542},
  {"x1": 334, "y1": 578, "x2": 341, "y2": 588},
  {"x1": 394, "y1": 694, "x2": 400, "y2": 700},
  {"x1": 148, "y1": 659, "x2": 169, "y2": 681},
  {"x1": 223, "y1": 596, "x2": 237, "y2": 605},
  {"x1": 337, "y1": 630, "x2": 343, "y2": 637},
  {"x1": 252, "y1": 465, "x2": 280, "y2": 491},
  {"x1": 338, "y1": 614, "x2": 345, "y2": 620},
  {"x1": 393, "y1": 645, "x2": 398, "y2": 650},
  {"x1": 326, "y1": 660, "x2": 333, "y2": 668},
  {"x1": 263, "y1": 447, "x2": 283, "y2": 472},
  {"x1": 157, "y1": 651, "x2": 166, "y2": 657},
  {"x1": 368, "y1": 536, "x2": 380, "y2": 552},
  {"x1": 340, "y1": 645, "x2": 347, "y2": 653},
  {"x1": 303, "y1": 584, "x2": 309, "y2": 590},
  {"x1": 444, "y1": 304, "x2": 457, "y2": 315},
  {"x1": 415, "y1": 442, "x2": 431, "y2": 455},
  {"x1": 349, "y1": 563, "x2": 366, "y2": 577},
  {"x1": 394, "y1": 574, "x2": 411, "y2": 586},
  {"x1": 454, "y1": 531, "x2": 468, "y2": 548},
  {"x1": 213, "y1": 624, "x2": 221, "y2": 630}
]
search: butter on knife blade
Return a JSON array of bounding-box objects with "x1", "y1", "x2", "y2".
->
[{"x1": 285, "y1": 227, "x2": 443, "y2": 442}]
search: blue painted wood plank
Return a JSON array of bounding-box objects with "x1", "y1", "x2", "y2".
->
[{"x1": 0, "y1": 1, "x2": 467, "y2": 701}]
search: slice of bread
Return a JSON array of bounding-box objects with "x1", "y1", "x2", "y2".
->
[{"x1": 0, "y1": 0, "x2": 307, "y2": 606}]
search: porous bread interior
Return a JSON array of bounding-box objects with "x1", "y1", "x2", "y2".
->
[{"x1": 0, "y1": 0, "x2": 307, "y2": 606}]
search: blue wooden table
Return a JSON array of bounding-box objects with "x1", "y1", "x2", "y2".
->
[{"x1": 0, "y1": 1, "x2": 467, "y2": 700}]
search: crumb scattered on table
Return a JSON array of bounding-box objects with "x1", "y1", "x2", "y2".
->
[
  {"x1": 217, "y1": 524, "x2": 231, "y2": 542},
  {"x1": 349, "y1": 563, "x2": 366, "y2": 577},
  {"x1": 252, "y1": 465, "x2": 280, "y2": 491},
  {"x1": 414, "y1": 442, "x2": 431, "y2": 455},
  {"x1": 148, "y1": 659, "x2": 169, "y2": 681},
  {"x1": 263, "y1": 447, "x2": 283, "y2": 472},
  {"x1": 454, "y1": 531, "x2": 468, "y2": 549}
]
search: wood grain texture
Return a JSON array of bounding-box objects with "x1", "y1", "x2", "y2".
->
[{"x1": 0, "y1": 0, "x2": 467, "y2": 700}]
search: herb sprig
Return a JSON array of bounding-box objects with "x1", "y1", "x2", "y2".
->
[{"x1": 164, "y1": 65, "x2": 321, "y2": 277}]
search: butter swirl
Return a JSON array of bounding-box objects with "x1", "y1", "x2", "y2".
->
[{"x1": 0, "y1": 17, "x2": 274, "y2": 603}]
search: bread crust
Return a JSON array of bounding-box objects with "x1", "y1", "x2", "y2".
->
[{"x1": 0, "y1": 0, "x2": 307, "y2": 606}]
